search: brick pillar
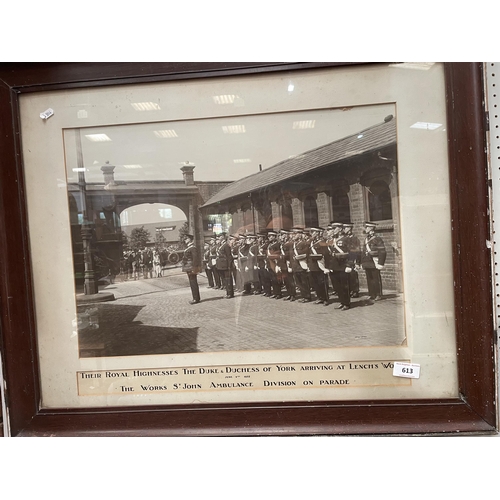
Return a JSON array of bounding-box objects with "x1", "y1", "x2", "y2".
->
[
  {"x1": 291, "y1": 197, "x2": 305, "y2": 227},
  {"x1": 316, "y1": 191, "x2": 332, "y2": 228},
  {"x1": 271, "y1": 201, "x2": 281, "y2": 230},
  {"x1": 348, "y1": 182, "x2": 366, "y2": 229}
]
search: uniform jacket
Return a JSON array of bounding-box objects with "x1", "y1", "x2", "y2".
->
[
  {"x1": 292, "y1": 239, "x2": 310, "y2": 272},
  {"x1": 267, "y1": 240, "x2": 281, "y2": 272},
  {"x1": 345, "y1": 234, "x2": 361, "y2": 267},
  {"x1": 327, "y1": 235, "x2": 351, "y2": 272},
  {"x1": 361, "y1": 235, "x2": 387, "y2": 268},
  {"x1": 216, "y1": 241, "x2": 234, "y2": 270},
  {"x1": 182, "y1": 244, "x2": 200, "y2": 274},
  {"x1": 307, "y1": 238, "x2": 328, "y2": 272}
]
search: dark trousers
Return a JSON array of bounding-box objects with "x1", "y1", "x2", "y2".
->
[
  {"x1": 221, "y1": 270, "x2": 234, "y2": 297},
  {"x1": 330, "y1": 271, "x2": 350, "y2": 307},
  {"x1": 268, "y1": 269, "x2": 282, "y2": 296},
  {"x1": 212, "y1": 268, "x2": 222, "y2": 288},
  {"x1": 295, "y1": 271, "x2": 311, "y2": 300},
  {"x1": 283, "y1": 272, "x2": 296, "y2": 297},
  {"x1": 258, "y1": 267, "x2": 272, "y2": 295},
  {"x1": 187, "y1": 273, "x2": 200, "y2": 302},
  {"x1": 348, "y1": 269, "x2": 359, "y2": 294},
  {"x1": 234, "y1": 268, "x2": 243, "y2": 291},
  {"x1": 364, "y1": 268, "x2": 383, "y2": 298},
  {"x1": 309, "y1": 271, "x2": 327, "y2": 301},
  {"x1": 205, "y1": 267, "x2": 215, "y2": 287}
]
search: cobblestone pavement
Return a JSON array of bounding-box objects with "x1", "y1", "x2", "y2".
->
[{"x1": 78, "y1": 268, "x2": 406, "y2": 357}]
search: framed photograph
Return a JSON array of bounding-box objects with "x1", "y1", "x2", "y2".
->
[{"x1": 0, "y1": 62, "x2": 496, "y2": 435}]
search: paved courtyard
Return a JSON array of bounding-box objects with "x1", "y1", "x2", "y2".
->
[{"x1": 77, "y1": 268, "x2": 406, "y2": 358}]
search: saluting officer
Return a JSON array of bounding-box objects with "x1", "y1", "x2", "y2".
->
[
  {"x1": 181, "y1": 233, "x2": 201, "y2": 305},
  {"x1": 361, "y1": 222, "x2": 387, "y2": 301}
]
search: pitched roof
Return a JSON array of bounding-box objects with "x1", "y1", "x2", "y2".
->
[{"x1": 202, "y1": 116, "x2": 396, "y2": 207}]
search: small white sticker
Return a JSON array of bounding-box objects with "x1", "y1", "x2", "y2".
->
[
  {"x1": 40, "y1": 108, "x2": 54, "y2": 120},
  {"x1": 393, "y1": 362, "x2": 420, "y2": 379}
]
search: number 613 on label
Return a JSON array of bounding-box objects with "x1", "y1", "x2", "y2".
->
[{"x1": 393, "y1": 362, "x2": 420, "y2": 379}]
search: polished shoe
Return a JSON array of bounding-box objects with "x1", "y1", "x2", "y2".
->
[
  {"x1": 336, "y1": 304, "x2": 344, "y2": 309},
  {"x1": 224, "y1": 295, "x2": 234, "y2": 299},
  {"x1": 189, "y1": 300, "x2": 200, "y2": 305},
  {"x1": 341, "y1": 305, "x2": 350, "y2": 311},
  {"x1": 253, "y1": 291, "x2": 262, "y2": 295},
  {"x1": 314, "y1": 299, "x2": 323, "y2": 304},
  {"x1": 289, "y1": 296, "x2": 296, "y2": 302},
  {"x1": 283, "y1": 296, "x2": 291, "y2": 301},
  {"x1": 323, "y1": 301, "x2": 329, "y2": 306},
  {"x1": 275, "y1": 295, "x2": 283, "y2": 299},
  {"x1": 374, "y1": 296, "x2": 382, "y2": 301},
  {"x1": 350, "y1": 292, "x2": 360, "y2": 298}
]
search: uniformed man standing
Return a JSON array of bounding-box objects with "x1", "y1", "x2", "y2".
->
[
  {"x1": 248, "y1": 234, "x2": 262, "y2": 294},
  {"x1": 361, "y1": 222, "x2": 387, "y2": 301},
  {"x1": 216, "y1": 233, "x2": 234, "y2": 298},
  {"x1": 257, "y1": 233, "x2": 272, "y2": 297},
  {"x1": 181, "y1": 233, "x2": 201, "y2": 305},
  {"x1": 343, "y1": 223, "x2": 361, "y2": 298},
  {"x1": 280, "y1": 230, "x2": 296, "y2": 301},
  {"x1": 266, "y1": 231, "x2": 283, "y2": 299},
  {"x1": 308, "y1": 227, "x2": 329, "y2": 305},
  {"x1": 208, "y1": 236, "x2": 222, "y2": 289},
  {"x1": 202, "y1": 240, "x2": 215, "y2": 288},
  {"x1": 230, "y1": 234, "x2": 243, "y2": 292},
  {"x1": 327, "y1": 222, "x2": 352, "y2": 310},
  {"x1": 292, "y1": 228, "x2": 312, "y2": 303}
]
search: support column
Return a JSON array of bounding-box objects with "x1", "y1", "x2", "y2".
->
[
  {"x1": 291, "y1": 197, "x2": 305, "y2": 227},
  {"x1": 271, "y1": 201, "x2": 281, "y2": 230},
  {"x1": 348, "y1": 181, "x2": 366, "y2": 229},
  {"x1": 316, "y1": 191, "x2": 332, "y2": 228}
]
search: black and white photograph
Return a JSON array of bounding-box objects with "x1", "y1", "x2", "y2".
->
[{"x1": 65, "y1": 102, "x2": 405, "y2": 358}]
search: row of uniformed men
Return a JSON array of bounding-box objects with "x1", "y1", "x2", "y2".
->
[{"x1": 188, "y1": 221, "x2": 387, "y2": 309}]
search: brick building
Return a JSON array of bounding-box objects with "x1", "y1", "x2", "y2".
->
[{"x1": 201, "y1": 115, "x2": 401, "y2": 293}]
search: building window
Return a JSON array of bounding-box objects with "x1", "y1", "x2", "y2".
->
[
  {"x1": 304, "y1": 195, "x2": 319, "y2": 228},
  {"x1": 331, "y1": 188, "x2": 351, "y2": 223},
  {"x1": 368, "y1": 180, "x2": 392, "y2": 221}
]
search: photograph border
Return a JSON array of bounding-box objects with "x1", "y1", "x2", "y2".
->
[{"x1": 0, "y1": 62, "x2": 496, "y2": 436}]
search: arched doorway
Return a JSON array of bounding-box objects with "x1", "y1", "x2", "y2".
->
[
  {"x1": 120, "y1": 203, "x2": 188, "y2": 250},
  {"x1": 367, "y1": 180, "x2": 392, "y2": 221}
]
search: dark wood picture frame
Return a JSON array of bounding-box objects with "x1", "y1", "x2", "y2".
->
[{"x1": 0, "y1": 62, "x2": 496, "y2": 436}]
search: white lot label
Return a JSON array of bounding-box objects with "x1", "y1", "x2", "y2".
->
[{"x1": 393, "y1": 362, "x2": 420, "y2": 379}]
